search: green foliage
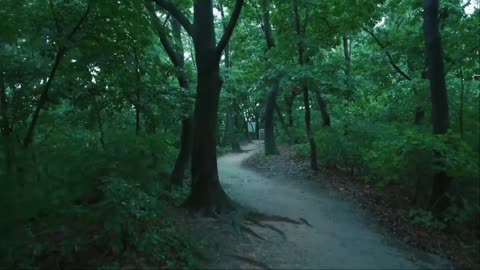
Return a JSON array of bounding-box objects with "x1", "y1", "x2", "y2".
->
[
  {"x1": 0, "y1": 129, "x2": 194, "y2": 268},
  {"x1": 409, "y1": 209, "x2": 447, "y2": 230},
  {"x1": 290, "y1": 143, "x2": 310, "y2": 159}
]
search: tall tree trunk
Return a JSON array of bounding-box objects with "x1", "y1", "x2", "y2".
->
[
  {"x1": 0, "y1": 75, "x2": 10, "y2": 137},
  {"x1": 423, "y1": 0, "x2": 450, "y2": 214},
  {"x1": 343, "y1": 34, "x2": 353, "y2": 100},
  {"x1": 23, "y1": 47, "x2": 65, "y2": 147},
  {"x1": 264, "y1": 79, "x2": 280, "y2": 155},
  {"x1": 170, "y1": 117, "x2": 193, "y2": 186},
  {"x1": 303, "y1": 86, "x2": 318, "y2": 170},
  {"x1": 220, "y1": 4, "x2": 242, "y2": 153},
  {"x1": 274, "y1": 103, "x2": 290, "y2": 141},
  {"x1": 459, "y1": 68, "x2": 464, "y2": 137},
  {"x1": 181, "y1": 0, "x2": 244, "y2": 213},
  {"x1": 314, "y1": 90, "x2": 331, "y2": 127},
  {"x1": 293, "y1": 0, "x2": 318, "y2": 170},
  {"x1": 261, "y1": 0, "x2": 280, "y2": 154},
  {"x1": 145, "y1": 1, "x2": 193, "y2": 186},
  {"x1": 1, "y1": 75, "x2": 13, "y2": 178}
]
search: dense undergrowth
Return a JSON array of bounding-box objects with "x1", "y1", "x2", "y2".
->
[
  {"x1": 280, "y1": 97, "x2": 480, "y2": 267},
  {"x1": 0, "y1": 125, "x2": 197, "y2": 269}
]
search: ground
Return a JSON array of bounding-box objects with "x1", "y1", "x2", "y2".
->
[{"x1": 173, "y1": 142, "x2": 453, "y2": 269}]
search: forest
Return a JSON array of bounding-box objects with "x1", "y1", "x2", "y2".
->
[{"x1": 0, "y1": 0, "x2": 479, "y2": 269}]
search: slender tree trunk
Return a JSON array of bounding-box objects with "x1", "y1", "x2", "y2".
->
[
  {"x1": 170, "y1": 117, "x2": 193, "y2": 186},
  {"x1": 314, "y1": 90, "x2": 331, "y2": 127},
  {"x1": 423, "y1": 0, "x2": 450, "y2": 214},
  {"x1": 145, "y1": 1, "x2": 193, "y2": 186},
  {"x1": 135, "y1": 98, "x2": 141, "y2": 135},
  {"x1": 255, "y1": 114, "x2": 260, "y2": 140},
  {"x1": 293, "y1": 0, "x2": 318, "y2": 170},
  {"x1": 459, "y1": 68, "x2": 464, "y2": 137},
  {"x1": 274, "y1": 103, "x2": 290, "y2": 141},
  {"x1": 1, "y1": 75, "x2": 13, "y2": 177},
  {"x1": 0, "y1": 75, "x2": 10, "y2": 137},
  {"x1": 220, "y1": 4, "x2": 242, "y2": 153},
  {"x1": 264, "y1": 78, "x2": 280, "y2": 155},
  {"x1": 23, "y1": 6, "x2": 89, "y2": 148},
  {"x1": 343, "y1": 34, "x2": 353, "y2": 100},
  {"x1": 23, "y1": 47, "x2": 65, "y2": 147},
  {"x1": 261, "y1": 0, "x2": 280, "y2": 154},
  {"x1": 303, "y1": 86, "x2": 318, "y2": 170}
]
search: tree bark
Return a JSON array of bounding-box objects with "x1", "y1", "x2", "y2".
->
[
  {"x1": 1, "y1": 75, "x2": 13, "y2": 177},
  {"x1": 343, "y1": 34, "x2": 353, "y2": 100},
  {"x1": 303, "y1": 86, "x2": 318, "y2": 170},
  {"x1": 261, "y1": 0, "x2": 280, "y2": 155},
  {"x1": 0, "y1": 75, "x2": 10, "y2": 137},
  {"x1": 293, "y1": 0, "x2": 318, "y2": 170},
  {"x1": 170, "y1": 117, "x2": 193, "y2": 186},
  {"x1": 314, "y1": 90, "x2": 330, "y2": 127},
  {"x1": 264, "y1": 78, "x2": 280, "y2": 155},
  {"x1": 220, "y1": 3, "x2": 242, "y2": 153},
  {"x1": 153, "y1": 0, "x2": 244, "y2": 211},
  {"x1": 165, "y1": 0, "x2": 243, "y2": 213},
  {"x1": 423, "y1": 0, "x2": 450, "y2": 214},
  {"x1": 145, "y1": 1, "x2": 194, "y2": 186},
  {"x1": 274, "y1": 103, "x2": 290, "y2": 141},
  {"x1": 459, "y1": 69, "x2": 464, "y2": 137}
]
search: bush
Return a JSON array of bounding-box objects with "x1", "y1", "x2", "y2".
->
[{"x1": 0, "y1": 130, "x2": 196, "y2": 269}]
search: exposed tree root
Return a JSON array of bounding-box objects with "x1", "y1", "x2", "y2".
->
[
  {"x1": 240, "y1": 225, "x2": 266, "y2": 241},
  {"x1": 248, "y1": 220, "x2": 267, "y2": 229},
  {"x1": 246, "y1": 212, "x2": 302, "y2": 225},
  {"x1": 299, "y1": 217, "x2": 313, "y2": 227},
  {"x1": 263, "y1": 224, "x2": 287, "y2": 241},
  {"x1": 229, "y1": 254, "x2": 271, "y2": 270}
]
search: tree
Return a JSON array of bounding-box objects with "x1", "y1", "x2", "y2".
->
[
  {"x1": 145, "y1": 1, "x2": 193, "y2": 186},
  {"x1": 423, "y1": 0, "x2": 450, "y2": 214},
  {"x1": 152, "y1": 0, "x2": 245, "y2": 213},
  {"x1": 262, "y1": 0, "x2": 280, "y2": 156}
]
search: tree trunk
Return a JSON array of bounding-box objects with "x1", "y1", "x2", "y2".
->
[
  {"x1": 226, "y1": 107, "x2": 242, "y2": 152},
  {"x1": 261, "y1": 0, "x2": 279, "y2": 155},
  {"x1": 264, "y1": 78, "x2": 280, "y2": 155},
  {"x1": 314, "y1": 90, "x2": 331, "y2": 127},
  {"x1": 170, "y1": 117, "x2": 193, "y2": 186},
  {"x1": 303, "y1": 86, "x2": 318, "y2": 170},
  {"x1": 459, "y1": 69, "x2": 464, "y2": 137},
  {"x1": 343, "y1": 34, "x2": 353, "y2": 100},
  {"x1": 182, "y1": 0, "x2": 244, "y2": 213},
  {"x1": 255, "y1": 113, "x2": 260, "y2": 140},
  {"x1": 293, "y1": 0, "x2": 318, "y2": 170},
  {"x1": 145, "y1": 1, "x2": 193, "y2": 186},
  {"x1": 274, "y1": 103, "x2": 290, "y2": 141},
  {"x1": 423, "y1": 0, "x2": 450, "y2": 214},
  {"x1": 1, "y1": 75, "x2": 13, "y2": 178},
  {"x1": 185, "y1": 67, "x2": 234, "y2": 213}
]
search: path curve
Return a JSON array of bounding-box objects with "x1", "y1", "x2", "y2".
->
[{"x1": 217, "y1": 141, "x2": 450, "y2": 269}]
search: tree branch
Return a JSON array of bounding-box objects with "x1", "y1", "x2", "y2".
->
[
  {"x1": 152, "y1": 0, "x2": 193, "y2": 37},
  {"x1": 66, "y1": 4, "x2": 90, "y2": 40},
  {"x1": 145, "y1": 0, "x2": 182, "y2": 67},
  {"x1": 362, "y1": 27, "x2": 412, "y2": 81},
  {"x1": 216, "y1": 0, "x2": 245, "y2": 56},
  {"x1": 23, "y1": 5, "x2": 90, "y2": 148}
]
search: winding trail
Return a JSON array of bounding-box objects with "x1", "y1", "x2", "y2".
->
[{"x1": 214, "y1": 141, "x2": 450, "y2": 269}]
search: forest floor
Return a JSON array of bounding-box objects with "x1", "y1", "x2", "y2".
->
[{"x1": 173, "y1": 142, "x2": 453, "y2": 269}]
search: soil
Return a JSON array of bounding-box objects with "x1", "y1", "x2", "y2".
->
[{"x1": 172, "y1": 142, "x2": 454, "y2": 269}]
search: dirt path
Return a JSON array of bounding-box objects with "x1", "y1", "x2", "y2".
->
[{"x1": 212, "y1": 141, "x2": 451, "y2": 269}]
